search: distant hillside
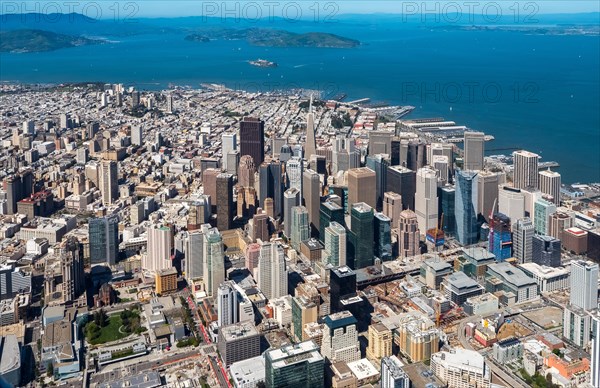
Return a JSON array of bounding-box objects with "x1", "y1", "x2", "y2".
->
[
  {"x1": 0, "y1": 29, "x2": 102, "y2": 52},
  {"x1": 186, "y1": 28, "x2": 360, "y2": 48}
]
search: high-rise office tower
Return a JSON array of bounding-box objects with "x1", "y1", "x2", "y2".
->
[
  {"x1": 259, "y1": 161, "x2": 284, "y2": 219},
  {"x1": 513, "y1": 150, "x2": 539, "y2": 189},
  {"x1": 398, "y1": 210, "x2": 420, "y2": 258},
  {"x1": 498, "y1": 185, "x2": 525, "y2": 223},
  {"x1": 251, "y1": 212, "x2": 270, "y2": 242},
  {"x1": 439, "y1": 185, "x2": 456, "y2": 237},
  {"x1": 166, "y1": 93, "x2": 174, "y2": 113},
  {"x1": 406, "y1": 140, "x2": 427, "y2": 171},
  {"x1": 258, "y1": 242, "x2": 288, "y2": 300},
  {"x1": 222, "y1": 133, "x2": 237, "y2": 173},
  {"x1": 61, "y1": 237, "x2": 85, "y2": 303},
  {"x1": 366, "y1": 154, "x2": 390, "y2": 211},
  {"x1": 428, "y1": 143, "x2": 454, "y2": 176},
  {"x1": 330, "y1": 266, "x2": 357, "y2": 314},
  {"x1": 264, "y1": 341, "x2": 324, "y2": 388},
  {"x1": 321, "y1": 311, "x2": 361, "y2": 363},
  {"x1": 203, "y1": 227, "x2": 224, "y2": 297},
  {"x1": 570, "y1": 260, "x2": 599, "y2": 310},
  {"x1": 145, "y1": 224, "x2": 173, "y2": 273},
  {"x1": 272, "y1": 137, "x2": 287, "y2": 159},
  {"x1": 304, "y1": 96, "x2": 317, "y2": 163},
  {"x1": 381, "y1": 356, "x2": 410, "y2": 388},
  {"x1": 283, "y1": 188, "x2": 301, "y2": 237},
  {"x1": 374, "y1": 212, "x2": 393, "y2": 261},
  {"x1": 319, "y1": 201, "x2": 345, "y2": 243},
  {"x1": 291, "y1": 206, "x2": 310, "y2": 252},
  {"x1": 131, "y1": 91, "x2": 140, "y2": 108},
  {"x1": 286, "y1": 156, "x2": 303, "y2": 193},
  {"x1": 432, "y1": 155, "x2": 449, "y2": 185},
  {"x1": 323, "y1": 222, "x2": 347, "y2": 267},
  {"x1": 533, "y1": 198, "x2": 556, "y2": 235},
  {"x1": 532, "y1": 235, "x2": 561, "y2": 267},
  {"x1": 386, "y1": 165, "x2": 416, "y2": 211},
  {"x1": 99, "y1": 160, "x2": 118, "y2": 206},
  {"x1": 369, "y1": 130, "x2": 393, "y2": 155},
  {"x1": 488, "y1": 213, "x2": 512, "y2": 261},
  {"x1": 349, "y1": 202, "x2": 374, "y2": 269},
  {"x1": 548, "y1": 210, "x2": 575, "y2": 240},
  {"x1": 3, "y1": 175, "x2": 23, "y2": 215},
  {"x1": 184, "y1": 229, "x2": 204, "y2": 280},
  {"x1": 216, "y1": 173, "x2": 234, "y2": 231},
  {"x1": 238, "y1": 155, "x2": 256, "y2": 188},
  {"x1": 131, "y1": 125, "x2": 143, "y2": 146},
  {"x1": 538, "y1": 169, "x2": 561, "y2": 206},
  {"x1": 455, "y1": 170, "x2": 479, "y2": 245},
  {"x1": 332, "y1": 135, "x2": 360, "y2": 174},
  {"x1": 463, "y1": 131, "x2": 485, "y2": 171},
  {"x1": 347, "y1": 167, "x2": 376, "y2": 210},
  {"x1": 76, "y1": 147, "x2": 89, "y2": 165},
  {"x1": 476, "y1": 170, "x2": 505, "y2": 221},
  {"x1": 240, "y1": 117, "x2": 265, "y2": 166},
  {"x1": 302, "y1": 169, "x2": 321, "y2": 237},
  {"x1": 203, "y1": 167, "x2": 221, "y2": 203},
  {"x1": 89, "y1": 215, "x2": 119, "y2": 266},
  {"x1": 415, "y1": 167, "x2": 439, "y2": 234},
  {"x1": 513, "y1": 217, "x2": 534, "y2": 263},
  {"x1": 217, "y1": 281, "x2": 239, "y2": 327},
  {"x1": 226, "y1": 150, "x2": 239, "y2": 176},
  {"x1": 591, "y1": 314, "x2": 600, "y2": 388},
  {"x1": 383, "y1": 192, "x2": 403, "y2": 228}
]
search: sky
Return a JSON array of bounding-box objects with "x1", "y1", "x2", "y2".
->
[{"x1": 4, "y1": 0, "x2": 600, "y2": 18}]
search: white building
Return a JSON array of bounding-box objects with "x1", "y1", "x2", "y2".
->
[
  {"x1": 415, "y1": 167, "x2": 439, "y2": 234},
  {"x1": 431, "y1": 348, "x2": 491, "y2": 388},
  {"x1": 321, "y1": 311, "x2": 361, "y2": 363},
  {"x1": 380, "y1": 356, "x2": 410, "y2": 388},
  {"x1": 513, "y1": 150, "x2": 539, "y2": 189},
  {"x1": 513, "y1": 217, "x2": 534, "y2": 263},
  {"x1": 518, "y1": 263, "x2": 570, "y2": 293},
  {"x1": 539, "y1": 169, "x2": 561, "y2": 205},
  {"x1": 569, "y1": 260, "x2": 599, "y2": 310},
  {"x1": 591, "y1": 313, "x2": 600, "y2": 388},
  {"x1": 257, "y1": 242, "x2": 288, "y2": 300},
  {"x1": 217, "y1": 281, "x2": 238, "y2": 327},
  {"x1": 144, "y1": 224, "x2": 172, "y2": 273},
  {"x1": 463, "y1": 131, "x2": 485, "y2": 171}
]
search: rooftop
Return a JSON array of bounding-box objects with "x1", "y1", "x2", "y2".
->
[{"x1": 487, "y1": 262, "x2": 536, "y2": 288}]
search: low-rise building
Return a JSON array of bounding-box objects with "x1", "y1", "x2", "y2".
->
[
  {"x1": 518, "y1": 263, "x2": 570, "y2": 293},
  {"x1": 485, "y1": 262, "x2": 538, "y2": 303},
  {"x1": 492, "y1": 337, "x2": 523, "y2": 363},
  {"x1": 431, "y1": 348, "x2": 491, "y2": 388}
]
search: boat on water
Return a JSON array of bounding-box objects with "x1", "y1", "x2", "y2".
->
[{"x1": 249, "y1": 59, "x2": 278, "y2": 68}]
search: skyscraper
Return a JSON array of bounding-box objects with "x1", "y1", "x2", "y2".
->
[
  {"x1": 439, "y1": 185, "x2": 456, "y2": 237},
  {"x1": 386, "y1": 165, "x2": 416, "y2": 211},
  {"x1": 349, "y1": 202, "x2": 374, "y2": 269},
  {"x1": 217, "y1": 281, "x2": 239, "y2": 327},
  {"x1": 374, "y1": 212, "x2": 393, "y2": 261},
  {"x1": 415, "y1": 167, "x2": 439, "y2": 234},
  {"x1": 61, "y1": 237, "x2": 85, "y2": 303},
  {"x1": 381, "y1": 356, "x2": 410, "y2": 388},
  {"x1": 286, "y1": 156, "x2": 303, "y2": 194},
  {"x1": 463, "y1": 131, "x2": 485, "y2": 171},
  {"x1": 533, "y1": 198, "x2": 556, "y2": 235},
  {"x1": 321, "y1": 311, "x2": 361, "y2": 363},
  {"x1": 455, "y1": 170, "x2": 479, "y2": 245},
  {"x1": 203, "y1": 227, "x2": 224, "y2": 297},
  {"x1": 398, "y1": 210, "x2": 420, "y2": 258},
  {"x1": 488, "y1": 213, "x2": 512, "y2": 261},
  {"x1": 99, "y1": 160, "x2": 118, "y2": 205},
  {"x1": 216, "y1": 173, "x2": 234, "y2": 231},
  {"x1": 283, "y1": 188, "x2": 301, "y2": 237},
  {"x1": 259, "y1": 161, "x2": 284, "y2": 219},
  {"x1": 330, "y1": 266, "x2": 357, "y2": 314},
  {"x1": 323, "y1": 222, "x2": 347, "y2": 267},
  {"x1": 131, "y1": 125, "x2": 143, "y2": 146},
  {"x1": 291, "y1": 206, "x2": 310, "y2": 252},
  {"x1": 302, "y1": 169, "x2": 321, "y2": 237},
  {"x1": 570, "y1": 260, "x2": 599, "y2": 311},
  {"x1": 532, "y1": 235, "x2": 561, "y2": 267},
  {"x1": 238, "y1": 155, "x2": 256, "y2": 188},
  {"x1": 347, "y1": 167, "x2": 376, "y2": 210},
  {"x1": 319, "y1": 201, "x2": 345, "y2": 243},
  {"x1": 222, "y1": 133, "x2": 237, "y2": 172},
  {"x1": 513, "y1": 217, "x2": 534, "y2": 263},
  {"x1": 332, "y1": 135, "x2": 360, "y2": 174},
  {"x1": 538, "y1": 169, "x2": 561, "y2": 206},
  {"x1": 264, "y1": 341, "x2": 324, "y2": 388},
  {"x1": 258, "y1": 242, "x2": 288, "y2": 300},
  {"x1": 366, "y1": 154, "x2": 390, "y2": 211},
  {"x1": 591, "y1": 314, "x2": 600, "y2": 388},
  {"x1": 145, "y1": 224, "x2": 173, "y2": 273},
  {"x1": 184, "y1": 229, "x2": 204, "y2": 280},
  {"x1": 369, "y1": 130, "x2": 393, "y2": 155},
  {"x1": 498, "y1": 185, "x2": 525, "y2": 223},
  {"x1": 304, "y1": 96, "x2": 317, "y2": 163},
  {"x1": 383, "y1": 192, "x2": 403, "y2": 228},
  {"x1": 476, "y1": 170, "x2": 505, "y2": 221},
  {"x1": 513, "y1": 150, "x2": 539, "y2": 189},
  {"x1": 89, "y1": 215, "x2": 119, "y2": 266},
  {"x1": 240, "y1": 117, "x2": 265, "y2": 166}
]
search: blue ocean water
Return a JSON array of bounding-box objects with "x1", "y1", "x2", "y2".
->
[{"x1": 1, "y1": 17, "x2": 598, "y2": 183}]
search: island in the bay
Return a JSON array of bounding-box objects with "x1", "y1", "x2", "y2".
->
[
  {"x1": 185, "y1": 28, "x2": 360, "y2": 48},
  {"x1": 0, "y1": 29, "x2": 102, "y2": 53}
]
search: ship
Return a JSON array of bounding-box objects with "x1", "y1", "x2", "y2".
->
[{"x1": 249, "y1": 59, "x2": 278, "y2": 68}]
